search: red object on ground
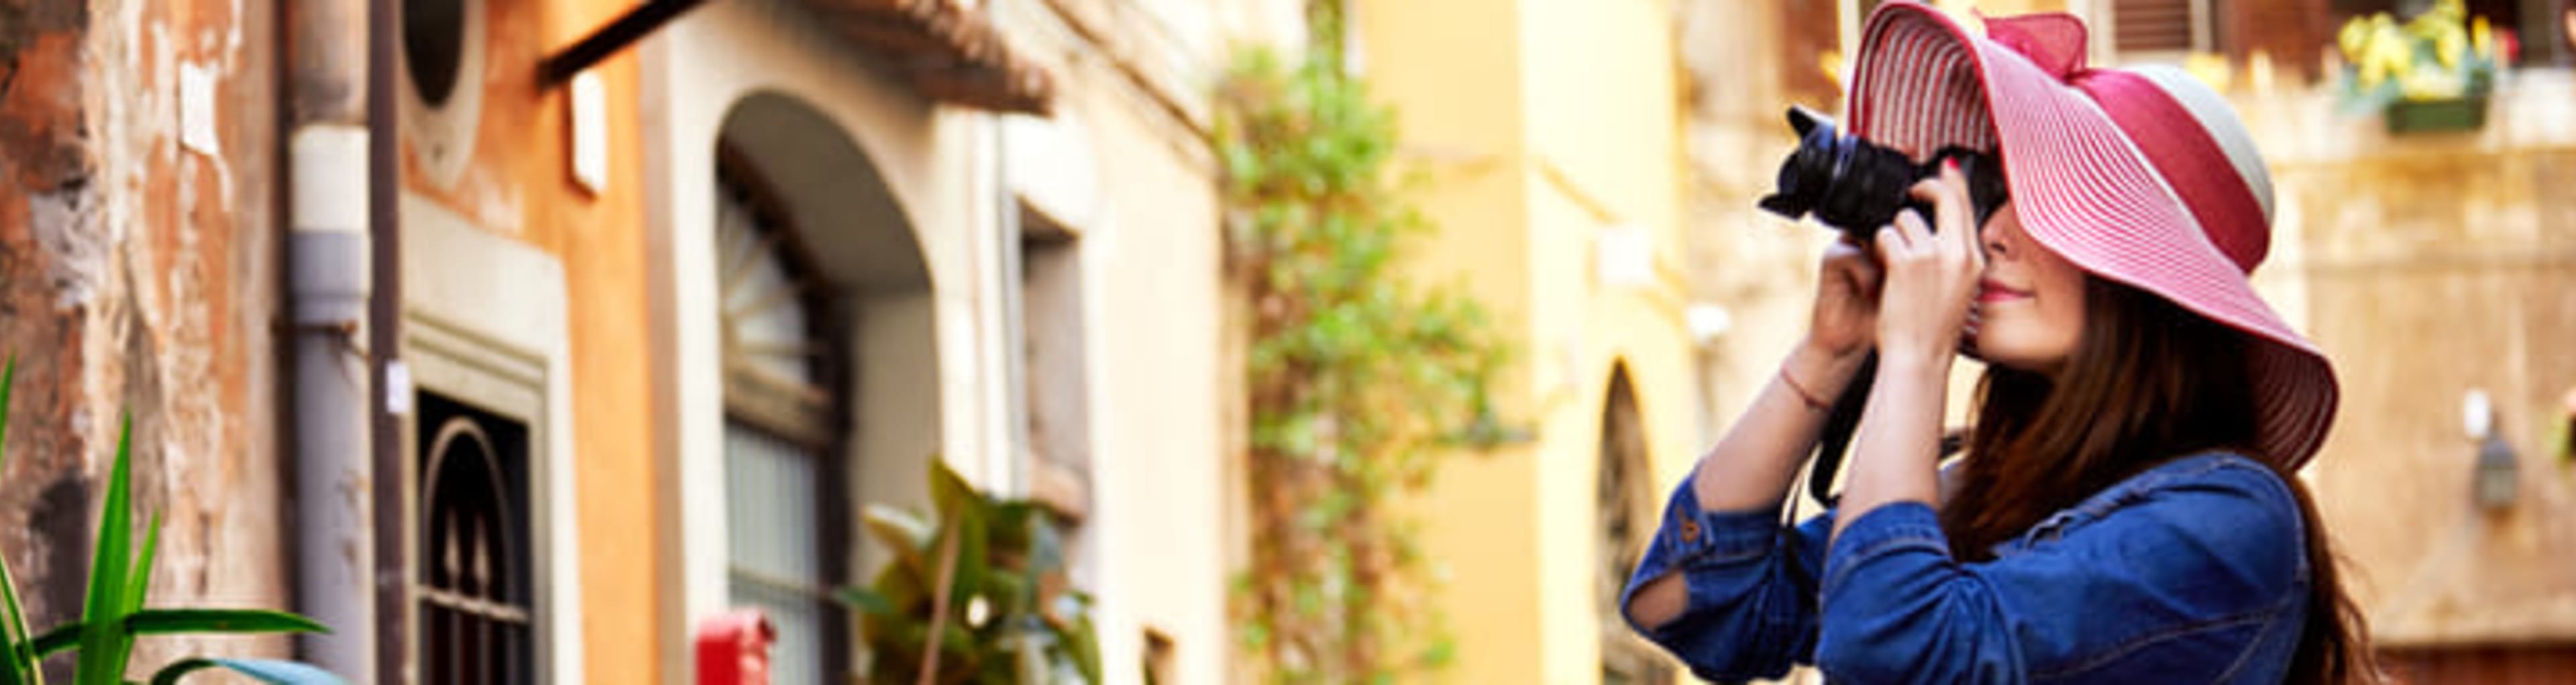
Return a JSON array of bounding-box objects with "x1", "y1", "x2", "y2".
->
[{"x1": 696, "y1": 609, "x2": 776, "y2": 685}]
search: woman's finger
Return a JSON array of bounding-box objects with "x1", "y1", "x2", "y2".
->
[
  {"x1": 1892, "y1": 210, "x2": 1933, "y2": 254},
  {"x1": 1874, "y1": 225, "x2": 1908, "y2": 261},
  {"x1": 1909, "y1": 160, "x2": 1975, "y2": 238},
  {"x1": 1849, "y1": 246, "x2": 1884, "y2": 291}
]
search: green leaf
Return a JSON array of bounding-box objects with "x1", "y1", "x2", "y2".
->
[
  {"x1": 32, "y1": 609, "x2": 325, "y2": 660},
  {"x1": 926, "y1": 458, "x2": 977, "y2": 521},
  {"x1": 859, "y1": 505, "x2": 935, "y2": 575},
  {"x1": 835, "y1": 587, "x2": 894, "y2": 616},
  {"x1": 28, "y1": 625, "x2": 71, "y2": 658},
  {"x1": 127, "y1": 609, "x2": 329, "y2": 636},
  {"x1": 0, "y1": 552, "x2": 35, "y2": 685},
  {"x1": 148, "y1": 658, "x2": 343, "y2": 685},
  {"x1": 125, "y1": 513, "x2": 161, "y2": 615},
  {"x1": 0, "y1": 356, "x2": 36, "y2": 685},
  {"x1": 78, "y1": 415, "x2": 140, "y2": 683}
]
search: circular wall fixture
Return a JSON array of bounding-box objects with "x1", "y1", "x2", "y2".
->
[
  {"x1": 404, "y1": 0, "x2": 466, "y2": 108},
  {"x1": 399, "y1": 0, "x2": 488, "y2": 189}
]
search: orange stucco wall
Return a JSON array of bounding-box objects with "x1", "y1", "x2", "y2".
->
[
  {"x1": 397, "y1": 0, "x2": 659, "y2": 680},
  {"x1": 539, "y1": 3, "x2": 659, "y2": 680}
]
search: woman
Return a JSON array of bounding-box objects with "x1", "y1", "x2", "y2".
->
[{"x1": 1621, "y1": 5, "x2": 2373, "y2": 684}]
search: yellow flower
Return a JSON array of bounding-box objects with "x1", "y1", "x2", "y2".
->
[{"x1": 2338, "y1": 16, "x2": 2371, "y2": 60}]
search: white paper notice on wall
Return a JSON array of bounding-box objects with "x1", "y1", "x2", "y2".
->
[
  {"x1": 180, "y1": 62, "x2": 220, "y2": 156},
  {"x1": 387, "y1": 360, "x2": 415, "y2": 417},
  {"x1": 571, "y1": 70, "x2": 608, "y2": 194}
]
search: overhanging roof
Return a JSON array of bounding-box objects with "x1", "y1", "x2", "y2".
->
[{"x1": 796, "y1": 0, "x2": 1057, "y2": 115}]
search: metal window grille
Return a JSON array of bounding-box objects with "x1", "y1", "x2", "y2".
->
[{"x1": 415, "y1": 391, "x2": 536, "y2": 685}]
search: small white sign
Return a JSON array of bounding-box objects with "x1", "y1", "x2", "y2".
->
[
  {"x1": 570, "y1": 71, "x2": 608, "y2": 194},
  {"x1": 387, "y1": 360, "x2": 415, "y2": 417},
  {"x1": 180, "y1": 62, "x2": 220, "y2": 156}
]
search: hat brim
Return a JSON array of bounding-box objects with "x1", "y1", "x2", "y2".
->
[{"x1": 1847, "y1": 3, "x2": 2338, "y2": 469}]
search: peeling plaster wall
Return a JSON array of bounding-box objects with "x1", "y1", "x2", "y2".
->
[{"x1": 0, "y1": 0, "x2": 288, "y2": 677}]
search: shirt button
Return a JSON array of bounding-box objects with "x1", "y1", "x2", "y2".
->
[{"x1": 1678, "y1": 517, "x2": 1702, "y2": 542}]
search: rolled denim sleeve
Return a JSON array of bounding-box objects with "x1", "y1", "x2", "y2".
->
[
  {"x1": 1814, "y1": 460, "x2": 2306, "y2": 684},
  {"x1": 1619, "y1": 474, "x2": 1833, "y2": 682}
]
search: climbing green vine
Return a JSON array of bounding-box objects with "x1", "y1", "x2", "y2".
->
[{"x1": 1215, "y1": 42, "x2": 1515, "y2": 683}]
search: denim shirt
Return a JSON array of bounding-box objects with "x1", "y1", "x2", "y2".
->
[{"x1": 1620, "y1": 452, "x2": 2310, "y2": 684}]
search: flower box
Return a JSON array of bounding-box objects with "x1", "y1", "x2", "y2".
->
[{"x1": 2383, "y1": 95, "x2": 2489, "y2": 135}]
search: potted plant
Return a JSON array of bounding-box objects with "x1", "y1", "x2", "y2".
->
[
  {"x1": 0, "y1": 360, "x2": 344, "y2": 684},
  {"x1": 2335, "y1": 0, "x2": 2513, "y2": 134},
  {"x1": 837, "y1": 458, "x2": 1100, "y2": 685}
]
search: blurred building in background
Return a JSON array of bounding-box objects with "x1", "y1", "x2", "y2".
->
[
  {"x1": 1, "y1": 0, "x2": 1305, "y2": 682},
  {"x1": 1677, "y1": 1, "x2": 2576, "y2": 683},
  {"x1": 1352, "y1": 1, "x2": 1701, "y2": 683},
  {"x1": 2, "y1": 0, "x2": 2569, "y2": 682}
]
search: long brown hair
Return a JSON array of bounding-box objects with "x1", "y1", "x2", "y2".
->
[{"x1": 1940, "y1": 277, "x2": 2377, "y2": 684}]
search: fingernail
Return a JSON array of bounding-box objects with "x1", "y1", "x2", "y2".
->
[{"x1": 1945, "y1": 158, "x2": 1960, "y2": 174}]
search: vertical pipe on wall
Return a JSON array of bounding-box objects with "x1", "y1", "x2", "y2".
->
[
  {"x1": 282, "y1": 0, "x2": 376, "y2": 676},
  {"x1": 366, "y1": 0, "x2": 409, "y2": 680}
]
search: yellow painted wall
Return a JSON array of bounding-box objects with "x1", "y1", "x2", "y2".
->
[
  {"x1": 1359, "y1": 3, "x2": 1544, "y2": 682},
  {"x1": 398, "y1": 0, "x2": 659, "y2": 680},
  {"x1": 1362, "y1": 0, "x2": 1696, "y2": 681}
]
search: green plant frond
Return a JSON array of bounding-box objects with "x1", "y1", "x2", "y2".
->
[
  {"x1": 78, "y1": 415, "x2": 141, "y2": 682},
  {"x1": 856, "y1": 454, "x2": 1100, "y2": 684},
  {"x1": 0, "y1": 551, "x2": 34, "y2": 684},
  {"x1": 125, "y1": 609, "x2": 329, "y2": 637},
  {"x1": 0, "y1": 357, "x2": 34, "y2": 685},
  {"x1": 34, "y1": 609, "x2": 329, "y2": 660},
  {"x1": 125, "y1": 512, "x2": 162, "y2": 615}
]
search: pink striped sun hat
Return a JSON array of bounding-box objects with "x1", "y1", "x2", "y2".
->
[{"x1": 1846, "y1": 2, "x2": 2338, "y2": 469}]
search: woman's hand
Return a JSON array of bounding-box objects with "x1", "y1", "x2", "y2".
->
[
  {"x1": 1807, "y1": 235, "x2": 1883, "y2": 364},
  {"x1": 1871, "y1": 160, "x2": 1985, "y2": 370}
]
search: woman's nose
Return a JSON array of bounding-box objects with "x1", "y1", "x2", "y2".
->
[{"x1": 1980, "y1": 213, "x2": 2010, "y2": 259}]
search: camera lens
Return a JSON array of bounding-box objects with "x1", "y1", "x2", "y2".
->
[{"x1": 1757, "y1": 107, "x2": 2004, "y2": 238}]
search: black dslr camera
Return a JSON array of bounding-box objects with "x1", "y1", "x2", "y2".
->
[
  {"x1": 1755, "y1": 106, "x2": 1990, "y2": 505},
  {"x1": 1757, "y1": 107, "x2": 2010, "y2": 237}
]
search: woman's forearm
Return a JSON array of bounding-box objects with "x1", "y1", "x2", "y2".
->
[
  {"x1": 1831, "y1": 352, "x2": 1949, "y2": 541},
  {"x1": 1628, "y1": 341, "x2": 1863, "y2": 631},
  {"x1": 1692, "y1": 341, "x2": 1870, "y2": 512}
]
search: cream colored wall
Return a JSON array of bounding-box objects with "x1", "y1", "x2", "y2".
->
[
  {"x1": 1521, "y1": 0, "x2": 1699, "y2": 681},
  {"x1": 649, "y1": 2, "x2": 1270, "y2": 683},
  {"x1": 1031, "y1": 62, "x2": 1236, "y2": 685},
  {"x1": 1363, "y1": 0, "x2": 1696, "y2": 681}
]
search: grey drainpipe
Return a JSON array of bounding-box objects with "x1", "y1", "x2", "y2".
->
[{"x1": 283, "y1": 0, "x2": 380, "y2": 676}]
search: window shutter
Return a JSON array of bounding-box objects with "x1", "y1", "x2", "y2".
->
[{"x1": 2111, "y1": 0, "x2": 2202, "y2": 54}]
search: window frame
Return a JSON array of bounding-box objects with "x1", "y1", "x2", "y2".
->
[{"x1": 713, "y1": 145, "x2": 858, "y2": 680}]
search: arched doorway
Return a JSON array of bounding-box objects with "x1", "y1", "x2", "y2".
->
[
  {"x1": 1598, "y1": 364, "x2": 1674, "y2": 683},
  {"x1": 712, "y1": 92, "x2": 937, "y2": 684}
]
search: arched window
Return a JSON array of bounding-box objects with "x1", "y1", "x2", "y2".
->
[
  {"x1": 415, "y1": 392, "x2": 534, "y2": 684},
  {"x1": 1599, "y1": 366, "x2": 1674, "y2": 684},
  {"x1": 716, "y1": 150, "x2": 850, "y2": 684}
]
